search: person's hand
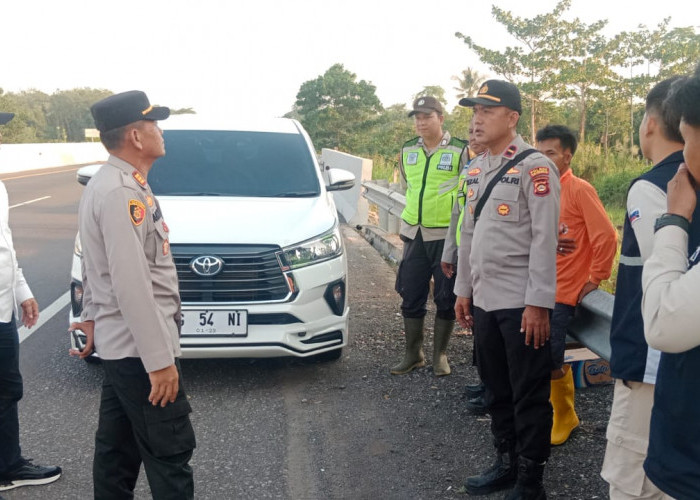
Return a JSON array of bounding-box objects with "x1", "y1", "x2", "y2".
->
[
  {"x1": 557, "y1": 237, "x2": 576, "y2": 256},
  {"x1": 667, "y1": 163, "x2": 697, "y2": 221},
  {"x1": 577, "y1": 281, "x2": 599, "y2": 303},
  {"x1": 69, "y1": 320, "x2": 95, "y2": 359},
  {"x1": 20, "y1": 298, "x2": 39, "y2": 328},
  {"x1": 148, "y1": 364, "x2": 179, "y2": 407},
  {"x1": 455, "y1": 296, "x2": 473, "y2": 329},
  {"x1": 521, "y1": 305, "x2": 550, "y2": 349},
  {"x1": 441, "y1": 261, "x2": 455, "y2": 278}
]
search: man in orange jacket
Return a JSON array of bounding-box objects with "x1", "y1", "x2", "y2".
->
[{"x1": 536, "y1": 125, "x2": 618, "y2": 445}]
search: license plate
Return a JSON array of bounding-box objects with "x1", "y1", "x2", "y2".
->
[{"x1": 181, "y1": 310, "x2": 248, "y2": 336}]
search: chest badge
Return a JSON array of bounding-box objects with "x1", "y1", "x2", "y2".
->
[
  {"x1": 468, "y1": 167, "x2": 481, "y2": 176},
  {"x1": 497, "y1": 204, "x2": 511, "y2": 216},
  {"x1": 406, "y1": 152, "x2": 419, "y2": 165}
]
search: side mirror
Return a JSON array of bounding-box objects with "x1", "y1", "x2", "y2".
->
[
  {"x1": 76, "y1": 163, "x2": 103, "y2": 186},
  {"x1": 326, "y1": 168, "x2": 355, "y2": 192}
]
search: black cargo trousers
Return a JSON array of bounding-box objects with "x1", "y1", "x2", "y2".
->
[
  {"x1": 94, "y1": 357, "x2": 196, "y2": 500},
  {"x1": 395, "y1": 230, "x2": 457, "y2": 320},
  {"x1": 473, "y1": 306, "x2": 552, "y2": 462}
]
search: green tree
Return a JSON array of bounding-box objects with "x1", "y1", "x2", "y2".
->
[
  {"x1": 451, "y1": 68, "x2": 486, "y2": 101},
  {"x1": 412, "y1": 86, "x2": 447, "y2": 106},
  {"x1": 46, "y1": 88, "x2": 113, "y2": 142},
  {"x1": 294, "y1": 63, "x2": 383, "y2": 151},
  {"x1": 456, "y1": 0, "x2": 574, "y2": 142}
]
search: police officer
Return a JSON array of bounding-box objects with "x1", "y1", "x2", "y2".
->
[
  {"x1": 441, "y1": 118, "x2": 489, "y2": 414},
  {"x1": 391, "y1": 96, "x2": 468, "y2": 377},
  {"x1": 454, "y1": 81, "x2": 560, "y2": 499},
  {"x1": 70, "y1": 91, "x2": 196, "y2": 499}
]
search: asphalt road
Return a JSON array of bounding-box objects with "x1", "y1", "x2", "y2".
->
[{"x1": 2, "y1": 166, "x2": 613, "y2": 499}]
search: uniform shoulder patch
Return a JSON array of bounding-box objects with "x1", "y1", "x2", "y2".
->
[
  {"x1": 132, "y1": 170, "x2": 147, "y2": 187},
  {"x1": 529, "y1": 166, "x2": 550, "y2": 178},
  {"x1": 504, "y1": 144, "x2": 518, "y2": 159},
  {"x1": 129, "y1": 199, "x2": 146, "y2": 226}
]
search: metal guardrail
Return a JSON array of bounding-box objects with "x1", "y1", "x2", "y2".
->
[{"x1": 362, "y1": 180, "x2": 613, "y2": 361}]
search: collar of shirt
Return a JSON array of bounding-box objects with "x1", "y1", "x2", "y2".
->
[
  {"x1": 485, "y1": 134, "x2": 527, "y2": 172},
  {"x1": 106, "y1": 154, "x2": 149, "y2": 191},
  {"x1": 418, "y1": 131, "x2": 452, "y2": 155},
  {"x1": 560, "y1": 169, "x2": 574, "y2": 184}
]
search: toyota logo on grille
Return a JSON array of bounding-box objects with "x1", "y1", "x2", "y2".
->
[{"x1": 190, "y1": 255, "x2": 224, "y2": 277}]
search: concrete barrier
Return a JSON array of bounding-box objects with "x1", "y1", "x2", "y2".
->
[{"x1": 0, "y1": 143, "x2": 107, "y2": 174}]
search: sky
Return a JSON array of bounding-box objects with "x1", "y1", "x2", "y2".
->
[{"x1": 2, "y1": 0, "x2": 699, "y2": 120}]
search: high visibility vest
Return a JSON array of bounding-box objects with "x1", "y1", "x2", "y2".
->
[
  {"x1": 401, "y1": 136, "x2": 465, "y2": 228},
  {"x1": 456, "y1": 149, "x2": 476, "y2": 246}
]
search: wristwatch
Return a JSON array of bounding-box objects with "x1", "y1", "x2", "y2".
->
[{"x1": 654, "y1": 213, "x2": 690, "y2": 233}]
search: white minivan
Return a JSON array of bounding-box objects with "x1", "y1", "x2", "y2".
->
[{"x1": 70, "y1": 116, "x2": 354, "y2": 361}]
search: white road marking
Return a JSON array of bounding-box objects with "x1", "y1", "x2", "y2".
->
[
  {"x1": 1, "y1": 167, "x2": 81, "y2": 182},
  {"x1": 18, "y1": 291, "x2": 70, "y2": 343},
  {"x1": 9, "y1": 195, "x2": 51, "y2": 209}
]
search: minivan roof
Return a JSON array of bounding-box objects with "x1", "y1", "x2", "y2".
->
[{"x1": 160, "y1": 115, "x2": 303, "y2": 134}]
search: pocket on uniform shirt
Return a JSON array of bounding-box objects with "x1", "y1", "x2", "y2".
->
[
  {"x1": 143, "y1": 398, "x2": 196, "y2": 457},
  {"x1": 488, "y1": 197, "x2": 520, "y2": 222}
]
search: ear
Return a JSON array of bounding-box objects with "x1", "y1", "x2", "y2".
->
[
  {"x1": 507, "y1": 111, "x2": 520, "y2": 129},
  {"x1": 126, "y1": 126, "x2": 144, "y2": 151},
  {"x1": 644, "y1": 114, "x2": 658, "y2": 137},
  {"x1": 563, "y1": 150, "x2": 573, "y2": 167}
]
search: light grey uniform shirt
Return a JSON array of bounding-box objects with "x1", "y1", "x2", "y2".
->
[
  {"x1": 80, "y1": 155, "x2": 181, "y2": 372},
  {"x1": 398, "y1": 131, "x2": 469, "y2": 242},
  {"x1": 454, "y1": 135, "x2": 560, "y2": 311}
]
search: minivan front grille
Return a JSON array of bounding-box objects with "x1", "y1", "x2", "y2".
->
[{"x1": 172, "y1": 244, "x2": 289, "y2": 303}]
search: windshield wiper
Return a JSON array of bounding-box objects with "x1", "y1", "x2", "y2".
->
[
  {"x1": 272, "y1": 191, "x2": 318, "y2": 197},
  {"x1": 162, "y1": 192, "x2": 226, "y2": 196}
]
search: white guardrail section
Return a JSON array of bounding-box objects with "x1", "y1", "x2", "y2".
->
[{"x1": 362, "y1": 180, "x2": 613, "y2": 361}]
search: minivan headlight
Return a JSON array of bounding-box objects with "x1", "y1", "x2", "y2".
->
[
  {"x1": 277, "y1": 227, "x2": 343, "y2": 270},
  {"x1": 74, "y1": 232, "x2": 82, "y2": 258}
]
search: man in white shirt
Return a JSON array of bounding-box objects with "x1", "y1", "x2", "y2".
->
[{"x1": 0, "y1": 112, "x2": 62, "y2": 493}]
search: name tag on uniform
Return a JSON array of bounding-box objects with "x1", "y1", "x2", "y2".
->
[
  {"x1": 436, "y1": 153, "x2": 453, "y2": 171},
  {"x1": 406, "y1": 152, "x2": 419, "y2": 165}
]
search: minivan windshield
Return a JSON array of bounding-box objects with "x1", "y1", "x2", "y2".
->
[{"x1": 149, "y1": 130, "x2": 320, "y2": 197}]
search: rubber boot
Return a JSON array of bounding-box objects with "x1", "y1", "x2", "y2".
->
[
  {"x1": 550, "y1": 364, "x2": 579, "y2": 445},
  {"x1": 503, "y1": 456, "x2": 546, "y2": 500},
  {"x1": 464, "y1": 440, "x2": 517, "y2": 495},
  {"x1": 432, "y1": 317, "x2": 453, "y2": 376},
  {"x1": 390, "y1": 317, "x2": 425, "y2": 375}
]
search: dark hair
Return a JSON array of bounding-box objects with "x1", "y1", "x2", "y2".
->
[
  {"x1": 535, "y1": 125, "x2": 578, "y2": 155},
  {"x1": 647, "y1": 76, "x2": 685, "y2": 143},
  {"x1": 665, "y1": 74, "x2": 700, "y2": 128},
  {"x1": 99, "y1": 124, "x2": 132, "y2": 151}
]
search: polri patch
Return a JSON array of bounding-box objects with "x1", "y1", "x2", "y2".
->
[
  {"x1": 497, "y1": 203, "x2": 511, "y2": 216},
  {"x1": 129, "y1": 199, "x2": 146, "y2": 226},
  {"x1": 132, "y1": 170, "x2": 147, "y2": 187},
  {"x1": 406, "y1": 152, "x2": 419, "y2": 165},
  {"x1": 436, "y1": 164, "x2": 453, "y2": 171},
  {"x1": 162, "y1": 221, "x2": 169, "y2": 233},
  {"x1": 504, "y1": 145, "x2": 518, "y2": 159},
  {"x1": 533, "y1": 177, "x2": 550, "y2": 197}
]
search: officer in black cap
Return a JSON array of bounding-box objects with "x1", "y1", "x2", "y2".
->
[
  {"x1": 454, "y1": 80, "x2": 560, "y2": 499},
  {"x1": 70, "y1": 90, "x2": 196, "y2": 499}
]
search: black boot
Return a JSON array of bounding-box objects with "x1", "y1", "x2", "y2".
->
[
  {"x1": 464, "y1": 381, "x2": 485, "y2": 398},
  {"x1": 503, "y1": 456, "x2": 546, "y2": 500},
  {"x1": 464, "y1": 440, "x2": 517, "y2": 495},
  {"x1": 466, "y1": 393, "x2": 488, "y2": 415}
]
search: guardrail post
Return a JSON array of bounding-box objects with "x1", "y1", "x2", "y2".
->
[
  {"x1": 375, "y1": 179, "x2": 390, "y2": 231},
  {"x1": 387, "y1": 182, "x2": 401, "y2": 234}
]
